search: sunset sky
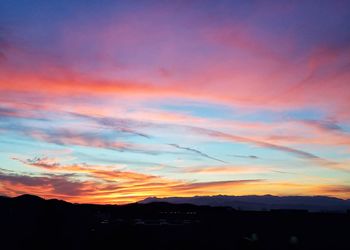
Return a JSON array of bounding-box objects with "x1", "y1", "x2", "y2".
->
[{"x1": 0, "y1": 0, "x2": 350, "y2": 204}]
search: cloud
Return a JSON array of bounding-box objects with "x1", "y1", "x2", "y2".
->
[
  {"x1": 171, "y1": 179, "x2": 265, "y2": 194},
  {"x1": 320, "y1": 185, "x2": 350, "y2": 194},
  {"x1": 1, "y1": 1, "x2": 350, "y2": 121},
  {"x1": 14, "y1": 157, "x2": 160, "y2": 183},
  {"x1": 0, "y1": 105, "x2": 49, "y2": 121},
  {"x1": 187, "y1": 126, "x2": 350, "y2": 172},
  {"x1": 168, "y1": 143, "x2": 227, "y2": 163},
  {"x1": 232, "y1": 155, "x2": 259, "y2": 160},
  {"x1": 70, "y1": 112, "x2": 151, "y2": 139},
  {"x1": 183, "y1": 166, "x2": 268, "y2": 174},
  {"x1": 189, "y1": 126, "x2": 320, "y2": 159},
  {"x1": 2, "y1": 102, "x2": 348, "y2": 173},
  {"x1": 0, "y1": 171, "x2": 87, "y2": 196},
  {"x1": 21, "y1": 110, "x2": 344, "y2": 167},
  {"x1": 301, "y1": 119, "x2": 344, "y2": 132},
  {"x1": 0, "y1": 106, "x2": 19, "y2": 117},
  {"x1": 20, "y1": 128, "x2": 166, "y2": 155},
  {"x1": 22, "y1": 157, "x2": 61, "y2": 170},
  {"x1": 3, "y1": 157, "x2": 350, "y2": 203},
  {"x1": 2, "y1": 157, "x2": 265, "y2": 204}
]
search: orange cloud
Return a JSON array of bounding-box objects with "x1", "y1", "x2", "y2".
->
[
  {"x1": 0, "y1": 158, "x2": 265, "y2": 204},
  {"x1": 1, "y1": 157, "x2": 348, "y2": 204}
]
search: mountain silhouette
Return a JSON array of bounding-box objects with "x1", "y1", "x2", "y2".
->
[{"x1": 141, "y1": 195, "x2": 350, "y2": 212}]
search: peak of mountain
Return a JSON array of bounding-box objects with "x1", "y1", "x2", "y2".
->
[
  {"x1": 140, "y1": 195, "x2": 350, "y2": 212},
  {"x1": 14, "y1": 194, "x2": 45, "y2": 202},
  {"x1": 2, "y1": 194, "x2": 71, "y2": 208}
]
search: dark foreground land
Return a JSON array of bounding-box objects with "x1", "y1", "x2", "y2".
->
[{"x1": 0, "y1": 195, "x2": 349, "y2": 250}]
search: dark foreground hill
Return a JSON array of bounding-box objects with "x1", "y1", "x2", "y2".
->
[
  {"x1": 141, "y1": 195, "x2": 350, "y2": 212},
  {"x1": 0, "y1": 194, "x2": 349, "y2": 250}
]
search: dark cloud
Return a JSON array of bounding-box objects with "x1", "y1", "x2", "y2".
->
[
  {"x1": 24, "y1": 156, "x2": 61, "y2": 169},
  {"x1": 70, "y1": 112, "x2": 151, "y2": 139},
  {"x1": 321, "y1": 185, "x2": 350, "y2": 194},
  {"x1": 232, "y1": 154, "x2": 259, "y2": 160},
  {"x1": 99, "y1": 118, "x2": 151, "y2": 139},
  {"x1": 302, "y1": 119, "x2": 344, "y2": 132},
  {"x1": 0, "y1": 171, "x2": 86, "y2": 196},
  {"x1": 173, "y1": 179, "x2": 264, "y2": 191},
  {"x1": 0, "y1": 107, "x2": 17, "y2": 117},
  {"x1": 168, "y1": 143, "x2": 227, "y2": 163},
  {"x1": 0, "y1": 106, "x2": 48, "y2": 121}
]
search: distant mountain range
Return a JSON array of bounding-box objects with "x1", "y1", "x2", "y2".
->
[
  {"x1": 1, "y1": 194, "x2": 350, "y2": 212},
  {"x1": 141, "y1": 195, "x2": 350, "y2": 212}
]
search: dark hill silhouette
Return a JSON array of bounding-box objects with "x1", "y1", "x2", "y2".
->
[
  {"x1": 0, "y1": 194, "x2": 349, "y2": 250},
  {"x1": 141, "y1": 195, "x2": 350, "y2": 212},
  {"x1": 14, "y1": 193, "x2": 46, "y2": 201}
]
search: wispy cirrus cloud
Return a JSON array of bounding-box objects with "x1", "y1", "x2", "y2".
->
[
  {"x1": 70, "y1": 112, "x2": 152, "y2": 139},
  {"x1": 168, "y1": 143, "x2": 227, "y2": 163},
  {"x1": 301, "y1": 119, "x2": 344, "y2": 132},
  {"x1": 188, "y1": 126, "x2": 320, "y2": 159},
  {"x1": 187, "y1": 126, "x2": 350, "y2": 172},
  {"x1": 182, "y1": 165, "x2": 268, "y2": 174},
  {"x1": 2, "y1": 102, "x2": 348, "y2": 173},
  {"x1": 231, "y1": 155, "x2": 259, "y2": 160},
  {"x1": 27, "y1": 129, "x2": 159, "y2": 155},
  {"x1": 0, "y1": 119, "x2": 165, "y2": 156},
  {"x1": 60, "y1": 113, "x2": 349, "y2": 168}
]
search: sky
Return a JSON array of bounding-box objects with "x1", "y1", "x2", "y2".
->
[{"x1": 0, "y1": 0, "x2": 350, "y2": 204}]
